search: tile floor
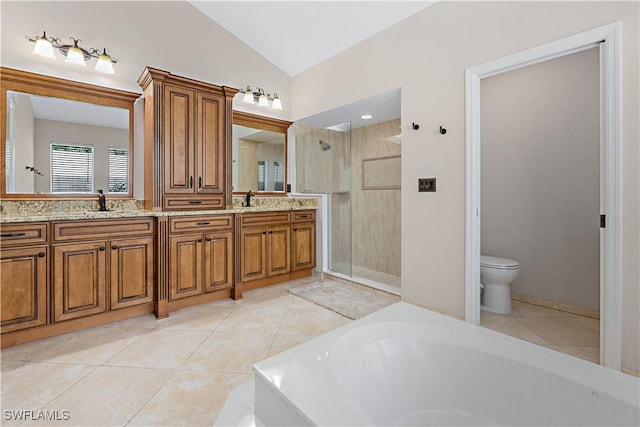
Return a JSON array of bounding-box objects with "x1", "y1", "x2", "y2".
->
[
  {"x1": 1, "y1": 276, "x2": 600, "y2": 426},
  {"x1": 481, "y1": 300, "x2": 600, "y2": 364}
]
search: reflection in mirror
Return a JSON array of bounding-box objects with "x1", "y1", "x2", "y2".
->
[
  {"x1": 232, "y1": 125, "x2": 285, "y2": 192},
  {"x1": 6, "y1": 92, "x2": 129, "y2": 195},
  {"x1": 1, "y1": 67, "x2": 139, "y2": 199},
  {"x1": 232, "y1": 111, "x2": 291, "y2": 195}
]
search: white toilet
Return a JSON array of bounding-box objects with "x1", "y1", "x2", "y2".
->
[{"x1": 480, "y1": 255, "x2": 520, "y2": 314}]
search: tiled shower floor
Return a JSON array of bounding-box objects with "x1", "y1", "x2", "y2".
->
[{"x1": 1, "y1": 277, "x2": 600, "y2": 426}]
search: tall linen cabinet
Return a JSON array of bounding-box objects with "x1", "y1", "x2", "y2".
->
[{"x1": 138, "y1": 67, "x2": 238, "y2": 317}]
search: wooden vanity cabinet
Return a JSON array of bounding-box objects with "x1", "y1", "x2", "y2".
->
[
  {"x1": 235, "y1": 210, "x2": 316, "y2": 298},
  {"x1": 292, "y1": 210, "x2": 316, "y2": 271},
  {"x1": 238, "y1": 212, "x2": 291, "y2": 284},
  {"x1": 167, "y1": 215, "x2": 233, "y2": 304},
  {"x1": 0, "y1": 222, "x2": 49, "y2": 333},
  {"x1": 138, "y1": 67, "x2": 238, "y2": 211},
  {"x1": 51, "y1": 218, "x2": 155, "y2": 322}
]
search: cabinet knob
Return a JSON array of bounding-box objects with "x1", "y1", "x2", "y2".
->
[
  {"x1": 190, "y1": 176, "x2": 193, "y2": 188},
  {"x1": 206, "y1": 238, "x2": 212, "y2": 242},
  {"x1": 262, "y1": 231, "x2": 266, "y2": 235},
  {"x1": 199, "y1": 177, "x2": 202, "y2": 188},
  {"x1": 99, "y1": 246, "x2": 106, "y2": 251},
  {"x1": 38, "y1": 252, "x2": 45, "y2": 258},
  {"x1": 112, "y1": 245, "x2": 118, "y2": 250},
  {"x1": 197, "y1": 239, "x2": 202, "y2": 242}
]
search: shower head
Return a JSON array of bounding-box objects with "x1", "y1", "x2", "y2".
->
[{"x1": 319, "y1": 140, "x2": 331, "y2": 151}]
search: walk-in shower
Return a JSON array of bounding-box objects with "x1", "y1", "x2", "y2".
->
[{"x1": 293, "y1": 89, "x2": 401, "y2": 295}]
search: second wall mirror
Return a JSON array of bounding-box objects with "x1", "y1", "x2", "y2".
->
[{"x1": 232, "y1": 111, "x2": 292, "y2": 195}]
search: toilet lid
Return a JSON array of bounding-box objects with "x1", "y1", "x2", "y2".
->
[{"x1": 481, "y1": 255, "x2": 519, "y2": 269}]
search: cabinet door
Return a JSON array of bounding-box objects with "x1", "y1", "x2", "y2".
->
[
  {"x1": 110, "y1": 237, "x2": 154, "y2": 310},
  {"x1": 196, "y1": 91, "x2": 225, "y2": 195},
  {"x1": 53, "y1": 242, "x2": 107, "y2": 322},
  {"x1": 203, "y1": 231, "x2": 233, "y2": 292},
  {"x1": 164, "y1": 84, "x2": 196, "y2": 194},
  {"x1": 267, "y1": 225, "x2": 291, "y2": 276},
  {"x1": 0, "y1": 246, "x2": 48, "y2": 332},
  {"x1": 292, "y1": 223, "x2": 316, "y2": 271},
  {"x1": 240, "y1": 227, "x2": 267, "y2": 282},
  {"x1": 169, "y1": 234, "x2": 202, "y2": 300}
]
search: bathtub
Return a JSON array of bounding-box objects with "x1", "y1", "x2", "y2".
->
[{"x1": 253, "y1": 302, "x2": 639, "y2": 426}]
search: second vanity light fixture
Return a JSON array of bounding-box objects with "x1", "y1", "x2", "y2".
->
[
  {"x1": 29, "y1": 31, "x2": 116, "y2": 74},
  {"x1": 240, "y1": 86, "x2": 283, "y2": 110}
]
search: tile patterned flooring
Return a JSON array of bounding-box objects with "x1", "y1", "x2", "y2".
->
[
  {"x1": 1, "y1": 276, "x2": 600, "y2": 426},
  {"x1": 481, "y1": 300, "x2": 600, "y2": 364}
]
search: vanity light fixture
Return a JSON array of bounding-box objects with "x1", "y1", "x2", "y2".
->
[
  {"x1": 29, "y1": 32, "x2": 117, "y2": 74},
  {"x1": 361, "y1": 113, "x2": 374, "y2": 120},
  {"x1": 240, "y1": 86, "x2": 283, "y2": 110}
]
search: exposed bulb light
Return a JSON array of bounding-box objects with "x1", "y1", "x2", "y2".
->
[
  {"x1": 29, "y1": 32, "x2": 117, "y2": 74},
  {"x1": 361, "y1": 114, "x2": 374, "y2": 120},
  {"x1": 32, "y1": 32, "x2": 55, "y2": 59},
  {"x1": 94, "y1": 49, "x2": 115, "y2": 74},
  {"x1": 65, "y1": 40, "x2": 86, "y2": 66},
  {"x1": 240, "y1": 85, "x2": 283, "y2": 110}
]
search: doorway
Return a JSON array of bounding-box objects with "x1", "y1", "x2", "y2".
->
[{"x1": 465, "y1": 23, "x2": 622, "y2": 370}]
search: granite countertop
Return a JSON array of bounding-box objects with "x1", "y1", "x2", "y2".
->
[{"x1": 0, "y1": 198, "x2": 318, "y2": 223}]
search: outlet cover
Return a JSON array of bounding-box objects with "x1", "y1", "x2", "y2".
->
[{"x1": 418, "y1": 178, "x2": 436, "y2": 192}]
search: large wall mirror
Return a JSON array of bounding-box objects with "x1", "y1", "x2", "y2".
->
[
  {"x1": 232, "y1": 111, "x2": 292, "y2": 195},
  {"x1": 1, "y1": 67, "x2": 140, "y2": 199}
]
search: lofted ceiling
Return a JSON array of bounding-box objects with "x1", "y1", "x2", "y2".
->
[
  {"x1": 188, "y1": 1, "x2": 434, "y2": 127},
  {"x1": 189, "y1": 1, "x2": 434, "y2": 77}
]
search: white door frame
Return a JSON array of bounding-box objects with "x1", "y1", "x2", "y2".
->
[{"x1": 464, "y1": 22, "x2": 621, "y2": 370}]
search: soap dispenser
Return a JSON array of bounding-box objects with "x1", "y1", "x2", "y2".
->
[{"x1": 246, "y1": 190, "x2": 253, "y2": 207}]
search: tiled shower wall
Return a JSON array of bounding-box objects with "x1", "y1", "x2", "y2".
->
[
  {"x1": 294, "y1": 119, "x2": 401, "y2": 281},
  {"x1": 351, "y1": 119, "x2": 401, "y2": 278}
]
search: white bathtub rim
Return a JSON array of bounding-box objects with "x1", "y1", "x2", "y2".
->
[{"x1": 253, "y1": 302, "x2": 640, "y2": 426}]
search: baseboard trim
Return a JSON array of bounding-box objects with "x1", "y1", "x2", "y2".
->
[
  {"x1": 511, "y1": 292, "x2": 600, "y2": 319},
  {"x1": 622, "y1": 367, "x2": 640, "y2": 378}
]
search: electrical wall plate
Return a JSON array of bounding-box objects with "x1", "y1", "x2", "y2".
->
[{"x1": 418, "y1": 178, "x2": 436, "y2": 192}]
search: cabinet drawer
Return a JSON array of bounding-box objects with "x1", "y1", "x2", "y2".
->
[
  {"x1": 240, "y1": 212, "x2": 291, "y2": 227},
  {"x1": 292, "y1": 210, "x2": 316, "y2": 223},
  {"x1": 0, "y1": 222, "x2": 48, "y2": 247},
  {"x1": 163, "y1": 196, "x2": 225, "y2": 211},
  {"x1": 53, "y1": 218, "x2": 154, "y2": 242},
  {"x1": 169, "y1": 215, "x2": 233, "y2": 233}
]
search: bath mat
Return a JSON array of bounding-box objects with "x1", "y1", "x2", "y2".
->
[{"x1": 289, "y1": 280, "x2": 397, "y2": 320}]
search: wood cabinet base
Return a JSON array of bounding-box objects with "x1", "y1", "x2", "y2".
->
[
  {"x1": 167, "y1": 288, "x2": 231, "y2": 312},
  {"x1": 1, "y1": 303, "x2": 154, "y2": 348},
  {"x1": 233, "y1": 268, "x2": 312, "y2": 300}
]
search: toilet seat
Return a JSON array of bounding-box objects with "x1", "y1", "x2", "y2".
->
[{"x1": 481, "y1": 255, "x2": 519, "y2": 270}]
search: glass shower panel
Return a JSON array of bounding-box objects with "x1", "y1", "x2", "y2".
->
[{"x1": 295, "y1": 123, "x2": 352, "y2": 276}]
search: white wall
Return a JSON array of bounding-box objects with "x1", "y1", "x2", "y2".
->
[
  {"x1": 291, "y1": 1, "x2": 639, "y2": 371},
  {"x1": 481, "y1": 47, "x2": 600, "y2": 311}
]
